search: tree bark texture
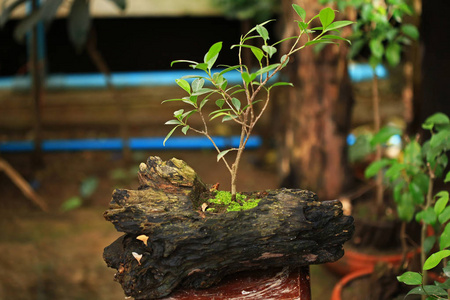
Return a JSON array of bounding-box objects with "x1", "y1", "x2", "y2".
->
[
  {"x1": 276, "y1": 0, "x2": 354, "y2": 200},
  {"x1": 103, "y1": 156, "x2": 354, "y2": 299}
]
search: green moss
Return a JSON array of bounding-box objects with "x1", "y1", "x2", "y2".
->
[{"x1": 208, "y1": 191, "x2": 260, "y2": 212}]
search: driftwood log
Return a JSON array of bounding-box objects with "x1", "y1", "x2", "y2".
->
[{"x1": 103, "y1": 156, "x2": 354, "y2": 299}]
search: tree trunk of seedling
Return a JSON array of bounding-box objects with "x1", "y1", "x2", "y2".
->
[{"x1": 103, "y1": 156, "x2": 354, "y2": 299}]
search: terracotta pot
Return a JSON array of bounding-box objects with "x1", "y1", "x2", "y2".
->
[
  {"x1": 330, "y1": 268, "x2": 372, "y2": 300},
  {"x1": 331, "y1": 269, "x2": 445, "y2": 300},
  {"x1": 326, "y1": 247, "x2": 420, "y2": 276}
]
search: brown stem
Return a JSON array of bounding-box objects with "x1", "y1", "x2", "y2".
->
[{"x1": 422, "y1": 164, "x2": 435, "y2": 297}]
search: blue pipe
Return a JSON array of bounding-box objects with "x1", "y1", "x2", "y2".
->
[
  {"x1": 0, "y1": 136, "x2": 262, "y2": 152},
  {"x1": 0, "y1": 64, "x2": 388, "y2": 90}
]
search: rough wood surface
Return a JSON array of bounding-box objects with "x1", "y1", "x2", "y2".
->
[{"x1": 103, "y1": 156, "x2": 354, "y2": 299}]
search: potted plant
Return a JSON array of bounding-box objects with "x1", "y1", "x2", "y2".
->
[
  {"x1": 102, "y1": 5, "x2": 355, "y2": 300},
  {"x1": 332, "y1": 113, "x2": 450, "y2": 299}
]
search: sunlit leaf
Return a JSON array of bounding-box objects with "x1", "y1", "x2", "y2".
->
[
  {"x1": 319, "y1": 7, "x2": 335, "y2": 29},
  {"x1": 292, "y1": 4, "x2": 306, "y2": 21},
  {"x1": 175, "y1": 79, "x2": 191, "y2": 94},
  {"x1": 217, "y1": 149, "x2": 233, "y2": 161},
  {"x1": 397, "y1": 271, "x2": 422, "y2": 285},
  {"x1": 423, "y1": 250, "x2": 450, "y2": 270}
]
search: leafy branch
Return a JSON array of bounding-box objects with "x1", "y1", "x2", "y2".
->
[{"x1": 163, "y1": 5, "x2": 352, "y2": 197}]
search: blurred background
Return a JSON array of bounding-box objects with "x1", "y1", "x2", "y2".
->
[{"x1": 0, "y1": 0, "x2": 449, "y2": 299}]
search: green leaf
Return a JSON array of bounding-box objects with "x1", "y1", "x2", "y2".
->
[
  {"x1": 397, "y1": 271, "x2": 422, "y2": 285},
  {"x1": 371, "y1": 126, "x2": 402, "y2": 147},
  {"x1": 254, "y1": 63, "x2": 280, "y2": 77},
  {"x1": 401, "y1": 24, "x2": 419, "y2": 41},
  {"x1": 231, "y1": 98, "x2": 241, "y2": 112},
  {"x1": 268, "y1": 82, "x2": 294, "y2": 91},
  {"x1": 280, "y1": 54, "x2": 290, "y2": 68},
  {"x1": 365, "y1": 158, "x2": 391, "y2": 178},
  {"x1": 241, "y1": 72, "x2": 252, "y2": 84},
  {"x1": 324, "y1": 20, "x2": 354, "y2": 33},
  {"x1": 219, "y1": 65, "x2": 241, "y2": 76},
  {"x1": 417, "y1": 207, "x2": 436, "y2": 225},
  {"x1": 292, "y1": 4, "x2": 306, "y2": 21},
  {"x1": 181, "y1": 125, "x2": 190, "y2": 135},
  {"x1": 199, "y1": 98, "x2": 209, "y2": 110},
  {"x1": 256, "y1": 24, "x2": 269, "y2": 41},
  {"x1": 441, "y1": 224, "x2": 450, "y2": 250},
  {"x1": 191, "y1": 78, "x2": 204, "y2": 93},
  {"x1": 204, "y1": 41, "x2": 223, "y2": 67},
  {"x1": 409, "y1": 182, "x2": 424, "y2": 204},
  {"x1": 319, "y1": 7, "x2": 335, "y2": 29},
  {"x1": 386, "y1": 42, "x2": 401, "y2": 67},
  {"x1": 171, "y1": 59, "x2": 199, "y2": 67},
  {"x1": 251, "y1": 47, "x2": 264, "y2": 62},
  {"x1": 173, "y1": 109, "x2": 184, "y2": 118},
  {"x1": 385, "y1": 163, "x2": 404, "y2": 182},
  {"x1": 445, "y1": 171, "x2": 450, "y2": 183},
  {"x1": 430, "y1": 129, "x2": 450, "y2": 148},
  {"x1": 165, "y1": 119, "x2": 182, "y2": 125},
  {"x1": 423, "y1": 113, "x2": 450, "y2": 130},
  {"x1": 191, "y1": 63, "x2": 207, "y2": 71},
  {"x1": 60, "y1": 196, "x2": 83, "y2": 212},
  {"x1": 216, "y1": 99, "x2": 225, "y2": 109},
  {"x1": 443, "y1": 266, "x2": 450, "y2": 278},
  {"x1": 398, "y1": 193, "x2": 415, "y2": 222},
  {"x1": 321, "y1": 34, "x2": 350, "y2": 43},
  {"x1": 393, "y1": 181, "x2": 405, "y2": 203},
  {"x1": 192, "y1": 88, "x2": 215, "y2": 96},
  {"x1": 305, "y1": 39, "x2": 337, "y2": 47},
  {"x1": 423, "y1": 250, "x2": 450, "y2": 270},
  {"x1": 210, "y1": 112, "x2": 232, "y2": 121},
  {"x1": 163, "y1": 125, "x2": 181, "y2": 146},
  {"x1": 369, "y1": 38, "x2": 384, "y2": 59},
  {"x1": 435, "y1": 191, "x2": 450, "y2": 216},
  {"x1": 439, "y1": 206, "x2": 450, "y2": 224},
  {"x1": 175, "y1": 79, "x2": 191, "y2": 94},
  {"x1": 407, "y1": 285, "x2": 448, "y2": 297},
  {"x1": 217, "y1": 149, "x2": 233, "y2": 162},
  {"x1": 262, "y1": 45, "x2": 277, "y2": 58},
  {"x1": 222, "y1": 114, "x2": 237, "y2": 122}
]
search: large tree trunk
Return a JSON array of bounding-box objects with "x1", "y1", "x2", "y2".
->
[
  {"x1": 103, "y1": 156, "x2": 354, "y2": 299},
  {"x1": 276, "y1": 0, "x2": 354, "y2": 200}
]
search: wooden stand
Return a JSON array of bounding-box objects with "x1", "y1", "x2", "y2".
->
[{"x1": 103, "y1": 156, "x2": 354, "y2": 299}]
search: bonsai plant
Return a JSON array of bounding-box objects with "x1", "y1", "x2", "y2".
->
[{"x1": 102, "y1": 5, "x2": 355, "y2": 299}]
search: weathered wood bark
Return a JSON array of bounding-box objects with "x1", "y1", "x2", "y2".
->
[{"x1": 103, "y1": 156, "x2": 354, "y2": 299}]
